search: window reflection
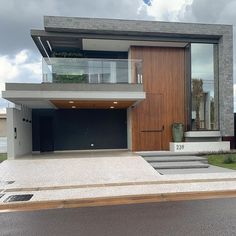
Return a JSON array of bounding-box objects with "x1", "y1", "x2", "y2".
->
[{"x1": 191, "y1": 44, "x2": 218, "y2": 130}]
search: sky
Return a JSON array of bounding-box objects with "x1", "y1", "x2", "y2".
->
[{"x1": 0, "y1": 0, "x2": 235, "y2": 113}]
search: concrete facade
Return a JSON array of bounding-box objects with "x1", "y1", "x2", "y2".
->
[{"x1": 7, "y1": 106, "x2": 32, "y2": 159}]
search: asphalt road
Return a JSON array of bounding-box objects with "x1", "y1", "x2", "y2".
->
[{"x1": 1, "y1": 198, "x2": 236, "y2": 236}]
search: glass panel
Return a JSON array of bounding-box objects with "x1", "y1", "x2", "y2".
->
[
  {"x1": 42, "y1": 58, "x2": 142, "y2": 84},
  {"x1": 191, "y1": 43, "x2": 218, "y2": 130}
]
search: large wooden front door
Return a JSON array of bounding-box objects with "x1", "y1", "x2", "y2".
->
[{"x1": 130, "y1": 46, "x2": 186, "y2": 151}]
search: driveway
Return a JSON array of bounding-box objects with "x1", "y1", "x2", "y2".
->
[{"x1": 1, "y1": 152, "x2": 236, "y2": 212}]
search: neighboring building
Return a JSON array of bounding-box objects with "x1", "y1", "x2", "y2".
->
[
  {"x1": 0, "y1": 114, "x2": 7, "y2": 153},
  {"x1": 0, "y1": 114, "x2": 6, "y2": 137},
  {"x1": 2, "y1": 16, "x2": 234, "y2": 158}
]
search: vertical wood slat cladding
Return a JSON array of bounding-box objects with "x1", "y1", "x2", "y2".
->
[
  {"x1": 130, "y1": 46, "x2": 186, "y2": 151},
  {"x1": 132, "y1": 93, "x2": 163, "y2": 151}
]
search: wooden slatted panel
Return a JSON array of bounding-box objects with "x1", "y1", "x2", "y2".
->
[
  {"x1": 132, "y1": 93, "x2": 163, "y2": 151},
  {"x1": 138, "y1": 93, "x2": 163, "y2": 131},
  {"x1": 50, "y1": 100, "x2": 135, "y2": 109},
  {"x1": 130, "y1": 46, "x2": 186, "y2": 151}
]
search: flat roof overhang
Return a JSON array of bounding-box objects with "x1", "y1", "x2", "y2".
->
[
  {"x1": 31, "y1": 29, "x2": 220, "y2": 58},
  {"x1": 30, "y1": 16, "x2": 231, "y2": 57},
  {"x1": 30, "y1": 16, "x2": 232, "y2": 75},
  {"x1": 43, "y1": 16, "x2": 230, "y2": 37},
  {"x1": 2, "y1": 83, "x2": 145, "y2": 109}
]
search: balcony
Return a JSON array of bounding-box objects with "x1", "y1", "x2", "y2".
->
[
  {"x1": 2, "y1": 58, "x2": 145, "y2": 110},
  {"x1": 42, "y1": 57, "x2": 143, "y2": 84}
]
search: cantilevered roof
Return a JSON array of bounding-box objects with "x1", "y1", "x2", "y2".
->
[
  {"x1": 2, "y1": 83, "x2": 145, "y2": 109},
  {"x1": 31, "y1": 16, "x2": 232, "y2": 57},
  {"x1": 43, "y1": 16, "x2": 231, "y2": 36}
]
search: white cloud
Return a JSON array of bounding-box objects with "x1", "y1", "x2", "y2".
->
[
  {"x1": 145, "y1": 0, "x2": 193, "y2": 21},
  {"x1": 0, "y1": 49, "x2": 41, "y2": 113},
  {"x1": 14, "y1": 50, "x2": 28, "y2": 64},
  {"x1": 0, "y1": 50, "x2": 41, "y2": 84},
  {"x1": 22, "y1": 61, "x2": 41, "y2": 77},
  {"x1": 0, "y1": 56, "x2": 20, "y2": 81}
]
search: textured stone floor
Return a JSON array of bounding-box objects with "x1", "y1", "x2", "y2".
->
[{"x1": 0, "y1": 151, "x2": 236, "y2": 212}]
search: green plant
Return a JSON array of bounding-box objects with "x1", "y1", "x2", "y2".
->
[
  {"x1": 0, "y1": 153, "x2": 7, "y2": 163},
  {"x1": 52, "y1": 52, "x2": 83, "y2": 58},
  {"x1": 207, "y1": 154, "x2": 236, "y2": 170},
  {"x1": 223, "y1": 154, "x2": 235, "y2": 164},
  {"x1": 53, "y1": 74, "x2": 88, "y2": 83}
]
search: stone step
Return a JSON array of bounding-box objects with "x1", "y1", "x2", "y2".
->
[
  {"x1": 137, "y1": 151, "x2": 200, "y2": 157},
  {"x1": 150, "y1": 161, "x2": 210, "y2": 170},
  {"x1": 143, "y1": 156, "x2": 208, "y2": 163}
]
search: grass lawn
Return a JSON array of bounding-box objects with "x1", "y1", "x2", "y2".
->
[
  {"x1": 0, "y1": 153, "x2": 7, "y2": 163},
  {"x1": 207, "y1": 154, "x2": 236, "y2": 170}
]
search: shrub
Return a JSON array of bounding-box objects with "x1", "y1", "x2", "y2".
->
[{"x1": 223, "y1": 154, "x2": 234, "y2": 164}]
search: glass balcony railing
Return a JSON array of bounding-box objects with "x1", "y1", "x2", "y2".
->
[{"x1": 42, "y1": 57, "x2": 143, "y2": 84}]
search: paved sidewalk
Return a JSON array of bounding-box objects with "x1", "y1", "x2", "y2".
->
[{"x1": 159, "y1": 165, "x2": 235, "y2": 175}]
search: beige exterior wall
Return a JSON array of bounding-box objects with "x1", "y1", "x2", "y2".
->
[{"x1": 0, "y1": 115, "x2": 7, "y2": 137}]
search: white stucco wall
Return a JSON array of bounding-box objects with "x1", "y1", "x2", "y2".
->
[{"x1": 7, "y1": 106, "x2": 32, "y2": 159}]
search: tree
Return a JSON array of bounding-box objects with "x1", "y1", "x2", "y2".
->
[{"x1": 192, "y1": 79, "x2": 203, "y2": 130}]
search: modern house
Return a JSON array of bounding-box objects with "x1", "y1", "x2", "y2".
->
[{"x1": 2, "y1": 16, "x2": 234, "y2": 159}]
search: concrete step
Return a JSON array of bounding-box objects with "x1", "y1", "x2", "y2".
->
[
  {"x1": 150, "y1": 161, "x2": 210, "y2": 170},
  {"x1": 143, "y1": 156, "x2": 208, "y2": 163},
  {"x1": 137, "y1": 151, "x2": 200, "y2": 157}
]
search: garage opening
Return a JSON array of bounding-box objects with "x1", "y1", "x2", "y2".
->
[{"x1": 32, "y1": 109, "x2": 127, "y2": 152}]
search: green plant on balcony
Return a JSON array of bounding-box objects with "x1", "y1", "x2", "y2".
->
[
  {"x1": 53, "y1": 74, "x2": 88, "y2": 83},
  {"x1": 52, "y1": 52, "x2": 83, "y2": 58}
]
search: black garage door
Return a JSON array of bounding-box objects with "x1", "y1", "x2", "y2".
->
[{"x1": 32, "y1": 109, "x2": 127, "y2": 151}]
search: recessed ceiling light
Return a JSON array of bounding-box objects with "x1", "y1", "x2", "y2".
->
[
  {"x1": 69, "y1": 101, "x2": 74, "y2": 104},
  {"x1": 113, "y1": 101, "x2": 118, "y2": 104},
  {"x1": 110, "y1": 106, "x2": 115, "y2": 109},
  {"x1": 72, "y1": 106, "x2": 76, "y2": 109}
]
